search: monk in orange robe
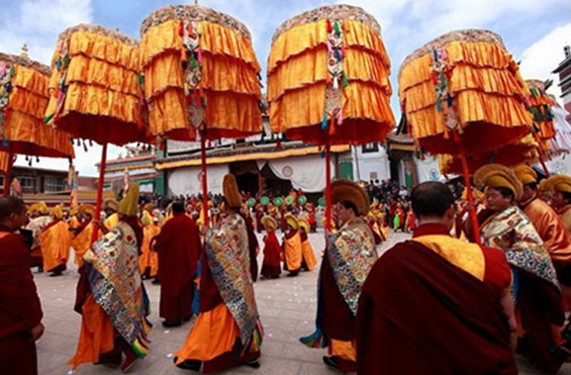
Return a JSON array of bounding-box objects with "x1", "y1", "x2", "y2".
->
[
  {"x1": 260, "y1": 215, "x2": 281, "y2": 279},
  {"x1": 153, "y1": 201, "x2": 201, "y2": 327},
  {"x1": 298, "y1": 218, "x2": 317, "y2": 271},
  {"x1": 174, "y1": 175, "x2": 262, "y2": 373},
  {"x1": 40, "y1": 205, "x2": 71, "y2": 277},
  {"x1": 70, "y1": 204, "x2": 100, "y2": 268},
  {"x1": 282, "y1": 213, "x2": 302, "y2": 277},
  {"x1": 515, "y1": 166, "x2": 571, "y2": 286},
  {"x1": 138, "y1": 211, "x2": 160, "y2": 280},
  {"x1": 0, "y1": 197, "x2": 44, "y2": 375}
]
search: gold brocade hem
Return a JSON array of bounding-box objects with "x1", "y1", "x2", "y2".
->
[
  {"x1": 65, "y1": 55, "x2": 140, "y2": 96},
  {"x1": 12, "y1": 65, "x2": 49, "y2": 96},
  {"x1": 66, "y1": 30, "x2": 139, "y2": 71}
]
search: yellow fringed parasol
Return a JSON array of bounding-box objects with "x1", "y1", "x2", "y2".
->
[
  {"x1": 399, "y1": 29, "x2": 534, "y2": 244},
  {"x1": 45, "y1": 24, "x2": 150, "y2": 243},
  {"x1": 140, "y1": 5, "x2": 264, "y2": 224},
  {"x1": 267, "y1": 5, "x2": 395, "y2": 229},
  {"x1": 0, "y1": 51, "x2": 75, "y2": 195}
]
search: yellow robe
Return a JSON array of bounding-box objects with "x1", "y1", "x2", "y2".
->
[
  {"x1": 103, "y1": 213, "x2": 119, "y2": 232},
  {"x1": 522, "y1": 198, "x2": 571, "y2": 263},
  {"x1": 284, "y1": 230, "x2": 302, "y2": 271},
  {"x1": 301, "y1": 235, "x2": 317, "y2": 271},
  {"x1": 71, "y1": 222, "x2": 100, "y2": 267},
  {"x1": 139, "y1": 223, "x2": 161, "y2": 277},
  {"x1": 40, "y1": 220, "x2": 71, "y2": 272}
]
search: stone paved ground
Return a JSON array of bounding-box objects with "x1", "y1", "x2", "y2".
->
[{"x1": 35, "y1": 230, "x2": 571, "y2": 374}]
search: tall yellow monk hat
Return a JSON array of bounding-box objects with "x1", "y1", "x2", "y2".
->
[
  {"x1": 51, "y1": 205, "x2": 63, "y2": 219},
  {"x1": 540, "y1": 175, "x2": 571, "y2": 194},
  {"x1": 298, "y1": 217, "x2": 310, "y2": 233},
  {"x1": 78, "y1": 204, "x2": 96, "y2": 217},
  {"x1": 118, "y1": 183, "x2": 139, "y2": 217},
  {"x1": 223, "y1": 174, "x2": 242, "y2": 209},
  {"x1": 261, "y1": 215, "x2": 277, "y2": 231},
  {"x1": 103, "y1": 198, "x2": 119, "y2": 212},
  {"x1": 141, "y1": 210, "x2": 153, "y2": 226},
  {"x1": 474, "y1": 164, "x2": 523, "y2": 201},
  {"x1": 331, "y1": 179, "x2": 370, "y2": 215},
  {"x1": 284, "y1": 212, "x2": 299, "y2": 230},
  {"x1": 513, "y1": 164, "x2": 537, "y2": 185},
  {"x1": 38, "y1": 201, "x2": 49, "y2": 215}
]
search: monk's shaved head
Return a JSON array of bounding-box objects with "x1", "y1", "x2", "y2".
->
[
  {"x1": 0, "y1": 196, "x2": 26, "y2": 222},
  {"x1": 411, "y1": 182, "x2": 455, "y2": 219}
]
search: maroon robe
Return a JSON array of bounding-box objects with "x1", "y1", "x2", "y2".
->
[
  {"x1": 356, "y1": 225, "x2": 517, "y2": 375},
  {"x1": 0, "y1": 227, "x2": 43, "y2": 375},
  {"x1": 260, "y1": 232, "x2": 281, "y2": 278},
  {"x1": 153, "y1": 213, "x2": 201, "y2": 322}
]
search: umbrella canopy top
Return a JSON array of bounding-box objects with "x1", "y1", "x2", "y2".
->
[
  {"x1": 398, "y1": 28, "x2": 531, "y2": 155},
  {"x1": 45, "y1": 24, "x2": 148, "y2": 146},
  {"x1": 141, "y1": 4, "x2": 251, "y2": 41},
  {"x1": 271, "y1": 4, "x2": 381, "y2": 44},
  {"x1": 267, "y1": 4, "x2": 394, "y2": 145},
  {"x1": 140, "y1": 4, "x2": 263, "y2": 142},
  {"x1": 399, "y1": 29, "x2": 504, "y2": 78},
  {"x1": 0, "y1": 51, "x2": 74, "y2": 158}
]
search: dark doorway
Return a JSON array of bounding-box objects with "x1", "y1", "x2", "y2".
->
[
  {"x1": 230, "y1": 161, "x2": 260, "y2": 196},
  {"x1": 260, "y1": 163, "x2": 292, "y2": 196}
]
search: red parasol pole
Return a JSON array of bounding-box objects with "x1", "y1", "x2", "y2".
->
[
  {"x1": 454, "y1": 132, "x2": 481, "y2": 246},
  {"x1": 324, "y1": 130, "x2": 332, "y2": 231},
  {"x1": 3, "y1": 148, "x2": 13, "y2": 197},
  {"x1": 200, "y1": 129, "x2": 209, "y2": 227},
  {"x1": 91, "y1": 142, "x2": 108, "y2": 244}
]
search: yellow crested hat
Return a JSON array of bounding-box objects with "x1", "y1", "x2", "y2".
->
[
  {"x1": 514, "y1": 164, "x2": 538, "y2": 185},
  {"x1": 103, "y1": 198, "x2": 119, "y2": 212},
  {"x1": 78, "y1": 204, "x2": 96, "y2": 217},
  {"x1": 284, "y1": 212, "x2": 299, "y2": 230},
  {"x1": 223, "y1": 174, "x2": 242, "y2": 209},
  {"x1": 51, "y1": 205, "x2": 63, "y2": 219},
  {"x1": 331, "y1": 179, "x2": 370, "y2": 215},
  {"x1": 141, "y1": 210, "x2": 153, "y2": 226},
  {"x1": 38, "y1": 201, "x2": 49, "y2": 215},
  {"x1": 474, "y1": 164, "x2": 523, "y2": 201},
  {"x1": 118, "y1": 183, "x2": 139, "y2": 217},
  {"x1": 261, "y1": 215, "x2": 277, "y2": 231},
  {"x1": 539, "y1": 175, "x2": 571, "y2": 194},
  {"x1": 143, "y1": 203, "x2": 154, "y2": 212},
  {"x1": 298, "y1": 217, "x2": 310, "y2": 233}
]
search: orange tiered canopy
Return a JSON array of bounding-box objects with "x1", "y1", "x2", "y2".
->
[
  {"x1": 140, "y1": 5, "x2": 263, "y2": 141},
  {"x1": 526, "y1": 79, "x2": 555, "y2": 153},
  {"x1": 45, "y1": 25, "x2": 148, "y2": 146},
  {"x1": 439, "y1": 134, "x2": 539, "y2": 175},
  {"x1": 0, "y1": 52, "x2": 74, "y2": 158},
  {"x1": 399, "y1": 29, "x2": 533, "y2": 155},
  {"x1": 267, "y1": 5, "x2": 395, "y2": 145}
]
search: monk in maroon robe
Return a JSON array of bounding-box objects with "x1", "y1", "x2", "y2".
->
[
  {"x1": 357, "y1": 182, "x2": 517, "y2": 375},
  {"x1": 260, "y1": 216, "x2": 281, "y2": 278},
  {"x1": 153, "y1": 202, "x2": 201, "y2": 327},
  {"x1": 0, "y1": 197, "x2": 44, "y2": 375}
]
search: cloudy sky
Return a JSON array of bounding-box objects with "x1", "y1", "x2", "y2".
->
[{"x1": 0, "y1": 0, "x2": 570, "y2": 176}]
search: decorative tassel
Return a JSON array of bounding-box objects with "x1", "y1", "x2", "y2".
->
[
  {"x1": 89, "y1": 140, "x2": 93, "y2": 147},
  {"x1": 2, "y1": 139, "x2": 8, "y2": 147},
  {"x1": 337, "y1": 111, "x2": 343, "y2": 126},
  {"x1": 332, "y1": 76, "x2": 339, "y2": 90},
  {"x1": 196, "y1": 48, "x2": 203, "y2": 64},
  {"x1": 321, "y1": 113, "x2": 328, "y2": 130},
  {"x1": 334, "y1": 21, "x2": 341, "y2": 35},
  {"x1": 335, "y1": 47, "x2": 342, "y2": 61},
  {"x1": 178, "y1": 21, "x2": 184, "y2": 36},
  {"x1": 83, "y1": 140, "x2": 88, "y2": 153},
  {"x1": 436, "y1": 100, "x2": 442, "y2": 112},
  {"x1": 63, "y1": 55, "x2": 70, "y2": 69},
  {"x1": 137, "y1": 74, "x2": 143, "y2": 85},
  {"x1": 36, "y1": 156, "x2": 40, "y2": 163},
  {"x1": 326, "y1": 19, "x2": 332, "y2": 33},
  {"x1": 342, "y1": 73, "x2": 349, "y2": 88}
]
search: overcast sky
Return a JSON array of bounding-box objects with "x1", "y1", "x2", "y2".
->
[{"x1": 0, "y1": 0, "x2": 570, "y2": 176}]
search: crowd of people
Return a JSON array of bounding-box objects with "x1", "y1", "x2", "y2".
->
[{"x1": 2, "y1": 165, "x2": 571, "y2": 374}]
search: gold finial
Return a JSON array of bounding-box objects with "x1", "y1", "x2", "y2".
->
[
  {"x1": 194, "y1": 0, "x2": 199, "y2": 5},
  {"x1": 20, "y1": 43, "x2": 29, "y2": 58}
]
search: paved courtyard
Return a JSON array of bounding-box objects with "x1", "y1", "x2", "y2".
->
[{"x1": 35, "y1": 230, "x2": 571, "y2": 374}]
